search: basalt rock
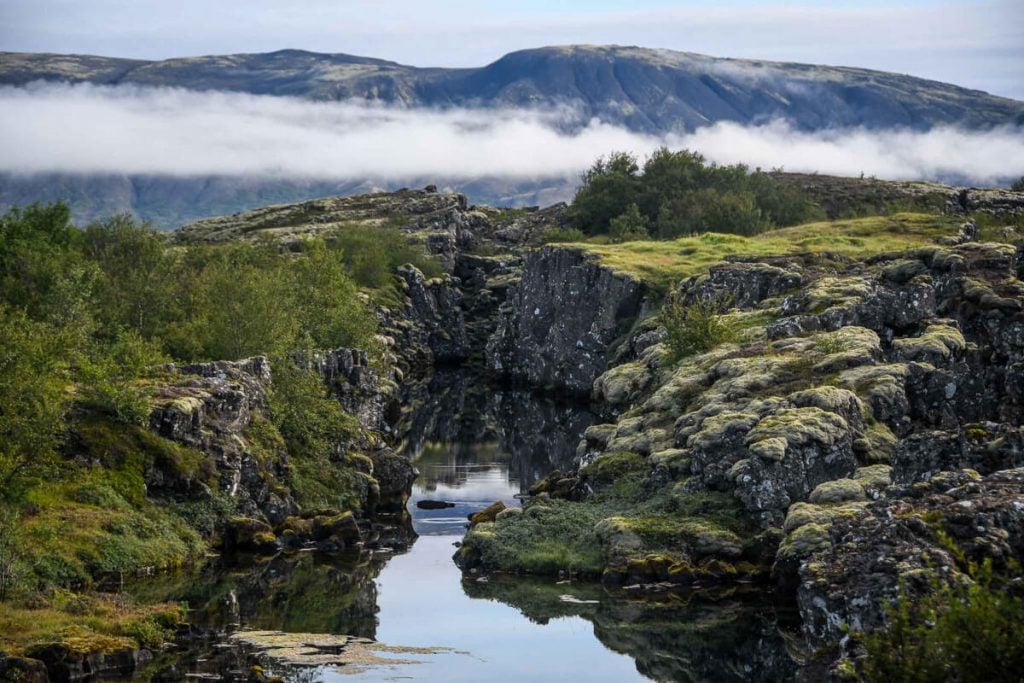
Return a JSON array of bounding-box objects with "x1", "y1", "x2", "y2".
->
[
  {"x1": 486, "y1": 246, "x2": 646, "y2": 395},
  {"x1": 797, "y1": 468, "x2": 1024, "y2": 644},
  {"x1": 149, "y1": 356, "x2": 298, "y2": 524}
]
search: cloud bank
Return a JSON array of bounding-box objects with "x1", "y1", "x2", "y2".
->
[{"x1": 1, "y1": 82, "x2": 1022, "y2": 187}]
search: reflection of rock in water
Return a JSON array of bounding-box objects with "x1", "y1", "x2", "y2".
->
[
  {"x1": 462, "y1": 576, "x2": 800, "y2": 683},
  {"x1": 131, "y1": 552, "x2": 391, "y2": 638},
  {"x1": 396, "y1": 370, "x2": 597, "y2": 491}
]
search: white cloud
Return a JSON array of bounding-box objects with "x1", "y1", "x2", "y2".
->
[{"x1": 1, "y1": 82, "x2": 1022, "y2": 187}]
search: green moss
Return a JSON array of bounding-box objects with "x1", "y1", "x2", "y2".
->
[
  {"x1": 808, "y1": 478, "x2": 867, "y2": 504},
  {"x1": 0, "y1": 592, "x2": 185, "y2": 656},
  {"x1": 562, "y1": 213, "x2": 961, "y2": 291},
  {"x1": 746, "y1": 407, "x2": 850, "y2": 458},
  {"x1": 20, "y1": 470, "x2": 204, "y2": 588},
  {"x1": 892, "y1": 322, "x2": 966, "y2": 362}
]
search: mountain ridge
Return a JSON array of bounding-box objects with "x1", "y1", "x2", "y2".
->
[{"x1": 3, "y1": 44, "x2": 1022, "y2": 133}]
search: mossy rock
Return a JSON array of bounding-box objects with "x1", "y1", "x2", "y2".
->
[
  {"x1": 891, "y1": 322, "x2": 966, "y2": 364},
  {"x1": 809, "y1": 478, "x2": 867, "y2": 503},
  {"x1": 468, "y1": 501, "x2": 506, "y2": 526},
  {"x1": 580, "y1": 452, "x2": 646, "y2": 487},
  {"x1": 746, "y1": 407, "x2": 850, "y2": 459},
  {"x1": 777, "y1": 522, "x2": 833, "y2": 560}
]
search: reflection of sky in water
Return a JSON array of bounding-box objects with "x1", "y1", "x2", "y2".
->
[
  {"x1": 334, "y1": 535, "x2": 649, "y2": 683},
  {"x1": 331, "y1": 427, "x2": 651, "y2": 681},
  {"x1": 409, "y1": 440, "x2": 526, "y2": 535}
]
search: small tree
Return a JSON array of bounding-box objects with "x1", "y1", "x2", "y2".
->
[
  {"x1": 1012, "y1": 176, "x2": 1024, "y2": 193},
  {"x1": 660, "y1": 290, "x2": 736, "y2": 361},
  {"x1": 608, "y1": 203, "x2": 650, "y2": 243}
]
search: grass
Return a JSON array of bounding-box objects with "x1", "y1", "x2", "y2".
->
[
  {"x1": 0, "y1": 591, "x2": 185, "y2": 656},
  {"x1": 558, "y1": 213, "x2": 963, "y2": 291}
]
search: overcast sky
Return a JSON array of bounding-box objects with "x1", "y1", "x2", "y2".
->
[{"x1": 1, "y1": 0, "x2": 1022, "y2": 100}]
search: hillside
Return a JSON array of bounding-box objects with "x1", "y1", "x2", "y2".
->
[{"x1": 3, "y1": 45, "x2": 1023, "y2": 133}]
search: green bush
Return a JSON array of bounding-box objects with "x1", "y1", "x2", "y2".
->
[
  {"x1": 542, "y1": 226, "x2": 587, "y2": 243},
  {"x1": 328, "y1": 219, "x2": 442, "y2": 292},
  {"x1": 660, "y1": 291, "x2": 737, "y2": 361},
  {"x1": 861, "y1": 559, "x2": 1024, "y2": 682},
  {"x1": 608, "y1": 203, "x2": 650, "y2": 243}
]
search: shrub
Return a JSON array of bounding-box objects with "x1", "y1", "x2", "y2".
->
[
  {"x1": 608, "y1": 203, "x2": 650, "y2": 243},
  {"x1": 1012, "y1": 176, "x2": 1024, "y2": 193},
  {"x1": 542, "y1": 226, "x2": 587, "y2": 243},
  {"x1": 660, "y1": 291, "x2": 737, "y2": 361},
  {"x1": 861, "y1": 558, "x2": 1024, "y2": 682},
  {"x1": 0, "y1": 509, "x2": 27, "y2": 600}
]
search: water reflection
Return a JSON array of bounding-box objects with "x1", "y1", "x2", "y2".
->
[
  {"x1": 130, "y1": 372, "x2": 800, "y2": 682},
  {"x1": 398, "y1": 370, "x2": 597, "y2": 535}
]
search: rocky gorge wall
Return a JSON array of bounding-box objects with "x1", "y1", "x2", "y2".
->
[{"x1": 146, "y1": 349, "x2": 415, "y2": 553}]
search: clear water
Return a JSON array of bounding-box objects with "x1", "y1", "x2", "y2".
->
[{"x1": 133, "y1": 374, "x2": 800, "y2": 682}]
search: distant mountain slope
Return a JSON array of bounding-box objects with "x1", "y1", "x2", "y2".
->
[{"x1": 3, "y1": 45, "x2": 1022, "y2": 133}]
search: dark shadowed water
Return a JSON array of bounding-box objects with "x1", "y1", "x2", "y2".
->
[{"x1": 131, "y1": 372, "x2": 799, "y2": 682}]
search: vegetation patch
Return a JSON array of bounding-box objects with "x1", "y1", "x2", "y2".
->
[
  {"x1": 0, "y1": 591, "x2": 184, "y2": 656},
  {"x1": 560, "y1": 213, "x2": 962, "y2": 291}
]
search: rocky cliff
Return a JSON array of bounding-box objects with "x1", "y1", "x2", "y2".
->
[{"x1": 486, "y1": 246, "x2": 648, "y2": 395}]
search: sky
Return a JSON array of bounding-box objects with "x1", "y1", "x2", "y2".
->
[{"x1": 1, "y1": 0, "x2": 1022, "y2": 100}]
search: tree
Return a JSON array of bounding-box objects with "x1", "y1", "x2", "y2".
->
[
  {"x1": 0, "y1": 307, "x2": 69, "y2": 497},
  {"x1": 569, "y1": 147, "x2": 815, "y2": 238},
  {"x1": 290, "y1": 239, "x2": 377, "y2": 352},
  {"x1": 568, "y1": 152, "x2": 643, "y2": 234},
  {"x1": 1012, "y1": 176, "x2": 1024, "y2": 193},
  {"x1": 0, "y1": 202, "x2": 79, "y2": 315},
  {"x1": 194, "y1": 244, "x2": 299, "y2": 361}
]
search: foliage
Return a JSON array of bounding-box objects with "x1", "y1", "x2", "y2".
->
[
  {"x1": 328, "y1": 219, "x2": 443, "y2": 296},
  {"x1": 860, "y1": 558, "x2": 1024, "y2": 682},
  {"x1": 0, "y1": 509, "x2": 27, "y2": 600},
  {"x1": 660, "y1": 291, "x2": 737, "y2": 361},
  {"x1": 1011, "y1": 176, "x2": 1024, "y2": 193},
  {"x1": 608, "y1": 203, "x2": 650, "y2": 243},
  {"x1": 542, "y1": 226, "x2": 587, "y2": 243},
  {"x1": 268, "y1": 361, "x2": 363, "y2": 511},
  {"x1": 0, "y1": 307, "x2": 70, "y2": 497},
  {"x1": 76, "y1": 330, "x2": 168, "y2": 425},
  {"x1": 569, "y1": 147, "x2": 817, "y2": 237}
]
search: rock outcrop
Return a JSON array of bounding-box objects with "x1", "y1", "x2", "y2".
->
[
  {"x1": 487, "y1": 246, "x2": 647, "y2": 395},
  {"x1": 797, "y1": 467, "x2": 1024, "y2": 644},
  {"x1": 146, "y1": 351, "x2": 414, "y2": 541}
]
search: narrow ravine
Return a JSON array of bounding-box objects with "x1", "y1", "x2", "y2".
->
[{"x1": 129, "y1": 373, "x2": 799, "y2": 682}]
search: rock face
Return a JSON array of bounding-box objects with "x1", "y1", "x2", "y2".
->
[
  {"x1": 462, "y1": 226, "x2": 1024, "y2": 678},
  {"x1": 149, "y1": 356, "x2": 298, "y2": 524},
  {"x1": 147, "y1": 350, "x2": 413, "y2": 534},
  {"x1": 487, "y1": 247, "x2": 646, "y2": 395},
  {"x1": 303, "y1": 346, "x2": 391, "y2": 436},
  {"x1": 797, "y1": 468, "x2": 1024, "y2": 643}
]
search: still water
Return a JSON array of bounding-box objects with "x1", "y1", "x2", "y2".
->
[{"x1": 135, "y1": 374, "x2": 799, "y2": 682}]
